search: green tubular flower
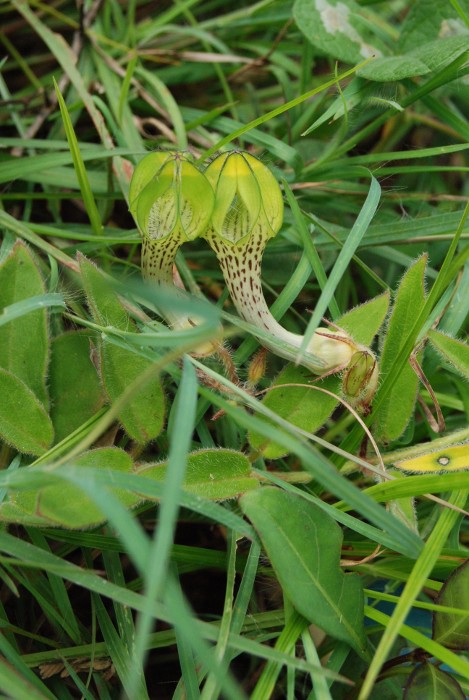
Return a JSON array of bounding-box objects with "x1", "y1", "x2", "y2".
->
[
  {"x1": 203, "y1": 150, "x2": 362, "y2": 375},
  {"x1": 129, "y1": 150, "x2": 216, "y2": 354}
]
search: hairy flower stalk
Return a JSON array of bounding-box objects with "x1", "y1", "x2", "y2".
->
[
  {"x1": 129, "y1": 150, "x2": 216, "y2": 354},
  {"x1": 203, "y1": 151, "x2": 378, "y2": 401}
]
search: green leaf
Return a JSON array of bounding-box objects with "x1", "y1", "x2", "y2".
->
[
  {"x1": 408, "y1": 35, "x2": 469, "y2": 73},
  {"x1": 49, "y1": 331, "x2": 105, "y2": 443},
  {"x1": 0, "y1": 240, "x2": 49, "y2": 407},
  {"x1": 293, "y1": 0, "x2": 382, "y2": 64},
  {"x1": 79, "y1": 255, "x2": 165, "y2": 443},
  {"x1": 428, "y1": 329, "x2": 469, "y2": 381},
  {"x1": 100, "y1": 342, "x2": 165, "y2": 443},
  {"x1": 138, "y1": 448, "x2": 259, "y2": 500},
  {"x1": 338, "y1": 291, "x2": 390, "y2": 346},
  {"x1": 248, "y1": 367, "x2": 340, "y2": 459},
  {"x1": 375, "y1": 256, "x2": 427, "y2": 442},
  {"x1": 0, "y1": 369, "x2": 54, "y2": 456},
  {"x1": 404, "y1": 662, "x2": 465, "y2": 700},
  {"x1": 357, "y1": 36, "x2": 469, "y2": 82},
  {"x1": 433, "y1": 561, "x2": 469, "y2": 650},
  {"x1": 356, "y1": 0, "x2": 469, "y2": 81},
  {"x1": 398, "y1": 0, "x2": 469, "y2": 54},
  {"x1": 240, "y1": 487, "x2": 368, "y2": 658},
  {"x1": 3, "y1": 448, "x2": 139, "y2": 529},
  {"x1": 357, "y1": 55, "x2": 431, "y2": 82},
  {"x1": 78, "y1": 254, "x2": 130, "y2": 330},
  {"x1": 54, "y1": 79, "x2": 103, "y2": 236}
]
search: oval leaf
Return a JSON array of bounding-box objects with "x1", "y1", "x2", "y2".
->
[
  {"x1": 100, "y1": 342, "x2": 165, "y2": 444},
  {"x1": 79, "y1": 254, "x2": 165, "y2": 443},
  {"x1": 49, "y1": 331, "x2": 105, "y2": 443},
  {"x1": 293, "y1": 0, "x2": 383, "y2": 64},
  {"x1": 433, "y1": 561, "x2": 469, "y2": 650},
  {"x1": 240, "y1": 487, "x2": 368, "y2": 657},
  {"x1": 138, "y1": 448, "x2": 259, "y2": 500},
  {"x1": 404, "y1": 662, "x2": 465, "y2": 700},
  {"x1": 249, "y1": 366, "x2": 340, "y2": 459},
  {"x1": 7, "y1": 448, "x2": 139, "y2": 529},
  {"x1": 79, "y1": 254, "x2": 129, "y2": 330},
  {"x1": 0, "y1": 369, "x2": 53, "y2": 456},
  {"x1": 0, "y1": 240, "x2": 49, "y2": 407},
  {"x1": 358, "y1": 55, "x2": 430, "y2": 81}
]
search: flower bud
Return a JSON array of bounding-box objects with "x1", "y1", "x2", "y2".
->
[
  {"x1": 247, "y1": 348, "x2": 268, "y2": 387},
  {"x1": 129, "y1": 151, "x2": 214, "y2": 241},
  {"x1": 204, "y1": 151, "x2": 283, "y2": 245},
  {"x1": 342, "y1": 348, "x2": 379, "y2": 412}
]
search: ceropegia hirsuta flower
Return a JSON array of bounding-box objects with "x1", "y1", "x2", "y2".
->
[
  {"x1": 202, "y1": 150, "x2": 377, "y2": 392},
  {"x1": 129, "y1": 150, "x2": 217, "y2": 354}
]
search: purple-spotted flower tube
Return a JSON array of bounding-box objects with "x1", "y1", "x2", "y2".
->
[{"x1": 202, "y1": 150, "x2": 375, "y2": 378}]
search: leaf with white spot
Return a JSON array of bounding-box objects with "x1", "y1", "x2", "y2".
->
[
  {"x1": 395, "y1": 444, "x2": 469, "y2": 474},
  {"x1": 293, "y1": 0, "x2": 384, "y2": 64},
  {"x1": 397, "y1": 0, "x2": 469, "y2": 54}
]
